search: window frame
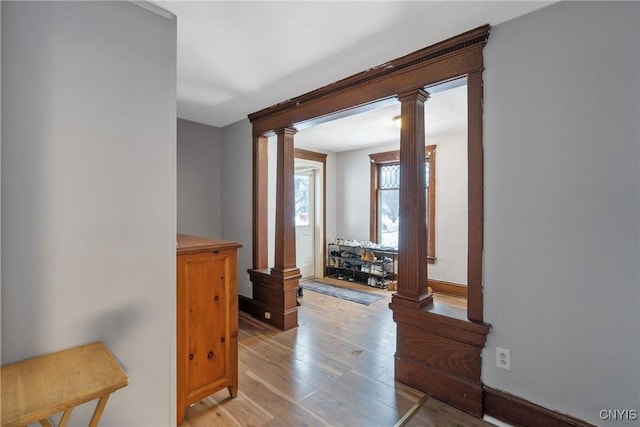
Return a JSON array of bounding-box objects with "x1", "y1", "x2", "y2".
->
[{"x1": 370, "y1": 145, "x2": 436, "y2": 263}]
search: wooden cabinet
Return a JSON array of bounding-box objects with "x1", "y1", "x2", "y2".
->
[{"x1": 177, "y1": 234, "x2": 241, "y2": 425}]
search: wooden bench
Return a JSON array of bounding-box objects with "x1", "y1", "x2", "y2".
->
[{"x1": 1, "y1": 342, "x2": 128, "y2": 427}]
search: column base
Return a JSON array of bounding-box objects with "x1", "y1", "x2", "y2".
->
[
  {"x1": 391, "y1": 291, "x2": 434, "y2": 309},
  {"x1": 390, "y1": 302, "x2": 490, "y2": 418},
  {"x1": 247, "y1": 268, "x2": 300, "y2": 330}
]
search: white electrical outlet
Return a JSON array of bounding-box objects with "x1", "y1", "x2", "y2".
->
[
  {"x1": 264, "y1": 312, "x2": 271, "y2": 319},
  {"x1": 496, "y1": 347, "x2": 511, "y2": 371}
]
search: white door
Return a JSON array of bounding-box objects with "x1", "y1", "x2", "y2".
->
[{"x1": 295, "y1": 169, "x2": 315, "y2": 280}]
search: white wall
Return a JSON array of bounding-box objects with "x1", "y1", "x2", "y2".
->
[
  {"x1": 483, "y1": 2, "x2": 639, "y2": 425},
  {"x1": 336, "y1": 144, "x2": 387, "y2": 241},
  {"x1": 1, "y1": 2, "x2": 177, "y2": 425},
  {"x1": 324, "y1": 151, "x2": 338, "y2": 245},
  {"x1": 335, "y1": 133, "x2": 468, "y2": 284},
  {"x1": 220, "y1": 118, "x2": 253, "y2": 297},
  {"x1": 267, "y1": 136, "x2": 277, "y2": 267},
  {"x1": 177, "y1": 118, "x2": 222, "y2": 237},
  {"x1": 429, "y1": 132, "x2": 467, "y2": 285}
]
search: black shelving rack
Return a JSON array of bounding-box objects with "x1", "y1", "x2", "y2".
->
[{"x1": 326, "y1": 242, "x2": 397, "y2": 288}]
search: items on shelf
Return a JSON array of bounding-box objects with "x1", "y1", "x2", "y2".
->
[{"x1": 326, "y1": 240, "x2": 397, "y2": 289}]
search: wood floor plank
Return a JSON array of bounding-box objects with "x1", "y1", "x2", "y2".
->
[
  {"x1": 271, "y1": 356, "x2": 406, "y2": 426},
  {"x1": 242, "y1": 370, "x2": 332, "y2": 427},
  {"x1": 291, "y1": 327, "x2": 390, "y2": 378},
  {"x1": 183, "y1": 279, "x2": 489, "y2": 427},
  {"x1": 404, "y1": 398, "x2": 492, "y2": 427},
  {"x1": 298, "y1": 310, "x2": 396, "y2": 359},
  {"x1": 340, "y1": 368, "x2": 420, "y2": 411},
  {"x1": 375, "y1": 369, "x2": 426, "y2": 401},
  {"x1": 183, "y1": 396, "x2": 244, "y2": 427},
  {"x1": 253, "y1": 318, "x2": 391, "y2": 381},
  {"x1": 238, "y1": 342, "x2": 318, "y2": 402},
  {"x1": 300, "y1": 389, "x2": 382, "y2": 427},
  {"x1": 241, "y1": 330, "x2": 353, "y2": 382}
]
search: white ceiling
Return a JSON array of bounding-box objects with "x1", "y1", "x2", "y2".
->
[
  {"x1": 153, "y1": 1, "x2": 553, "y2": 149},
  {"x1": 295, "y1": 83, "x2": 468, "y2": 152}
]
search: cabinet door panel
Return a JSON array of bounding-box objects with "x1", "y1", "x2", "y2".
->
[{"x1": 184, "y1": 255, "x2": 228, "y2": 392}]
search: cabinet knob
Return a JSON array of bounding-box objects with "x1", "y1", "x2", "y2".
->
[
  {"x1": 207, "y1": 351, "x2": 214, "y2": 359},
  {"x1": 214, "y1": 295, "x2": 219, "y2": 302},
  {"x1": 189, "y1": 354, "x2": 194, "y2": 361},
  {"x1": 220, "y1": 337, "x2": 225, "y2": 343}
]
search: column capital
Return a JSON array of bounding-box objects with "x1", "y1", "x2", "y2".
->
[
  {"x1": 397, "y1": 88, "x2": 430, "y2": 103},
  {"x1": 274, "y1": 126, "x2": 298, "y2": 136}
]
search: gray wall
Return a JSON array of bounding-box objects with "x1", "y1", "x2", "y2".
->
[
  {"x1": 177, "y1": 118, "x2": 222, "y2": 237},
  {"x1": 220, "y1": 118, "x2": 253, "y2": 297},
  {"x1": 197, "y1": 2, "x2": 639, "y2": 424},
  {"x1": 1, "y1": 2, "x2": 177, "y2": 425},
  {"x1": 0, "y1": 0, "x2": 3, "y2": 361},
  {"x1": 483, "y1": 2, "x2": 639, "y2": 425},
  {"x1": 199, "y1": 3, "x2": 640, "y2": 425}
]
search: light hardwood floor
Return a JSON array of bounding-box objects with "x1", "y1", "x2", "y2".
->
[{"x1": 183, "y1": 279, "x2": 492, "y2": 427}]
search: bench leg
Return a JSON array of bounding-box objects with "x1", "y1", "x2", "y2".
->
[
  {"x1": 88, "y1": 394, "x2": 110, "y2": 427},
  {"x1": 58, "y1": 408, "x2": 73, "y2": 427}
]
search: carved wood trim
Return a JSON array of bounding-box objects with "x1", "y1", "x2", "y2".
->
[
  {"x1": 428, "y1": 146, "x2": 436, "y2": 260},
  {"x1": 294, "y1": 148, "x2": 327, "y2": 277},
  {"x1": 467, "y1": 70, "x2": 484, "y2": 322},
  {"x1": 369, "y1": 159, "x2": 378, "y2": 242},
  {"x1": 429, "y1": 279, "x2": 467, "y2": 298},
  {"x1": 249, "y1": 25, "x2": 490, "y2": 133},
  {"x1": 390, "y1": 302, "x2": 489, "y2": 347},
  {"x1": 369, "y1": 145, "x2": 436, "y2": 261},
  {"x1": 369, "y1": 150, "x2": 401, "y2": 164},
  {"x1": 294, "y1": 148, "x2": 327, "y2": 163},
  {"x1": 250, "y1": 25, "x2": 489, "y2": 320}
]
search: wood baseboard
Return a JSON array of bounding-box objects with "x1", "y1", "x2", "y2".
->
[
  {"x1": 483, "y1": 386, "x2": 596, "y2": 427},
  {"x1": 238, "y1": 295, "x2": 256, "y2": 316},
  {"x1": 429, "y1": 279, "x2": 467, "y2": 298}
]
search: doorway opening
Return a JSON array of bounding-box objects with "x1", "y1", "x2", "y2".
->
[
  {"x1": 294, "y1": 155, "x2": 325, "y2": 281},
  {"x1": 247, "y1": 24, "x2": 490, "y2": 416}
]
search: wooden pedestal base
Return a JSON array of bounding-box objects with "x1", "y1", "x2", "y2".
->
[
  {"x1": 390, "y1": 302, "x2": 490, "y2": 417},
  {"x1": 247, "y1": 268, "x2": 300, "y2": 331}
]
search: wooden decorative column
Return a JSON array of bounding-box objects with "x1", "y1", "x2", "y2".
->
[
  {"x1": 390, "y1": 86, "x2": 489, "y2": 417},
  {"x1": 272, "y1": 128, "x2": 299, "y2": 277},
  {"x1": 247, "y1": 26, "x2": 492, "y2": 415},
  {"x1": 248, "y1": 128, "x2": 300, "y2": 330},
  {"x1": 392, "y1": 88, "x2": 433, "y2": 310}
]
